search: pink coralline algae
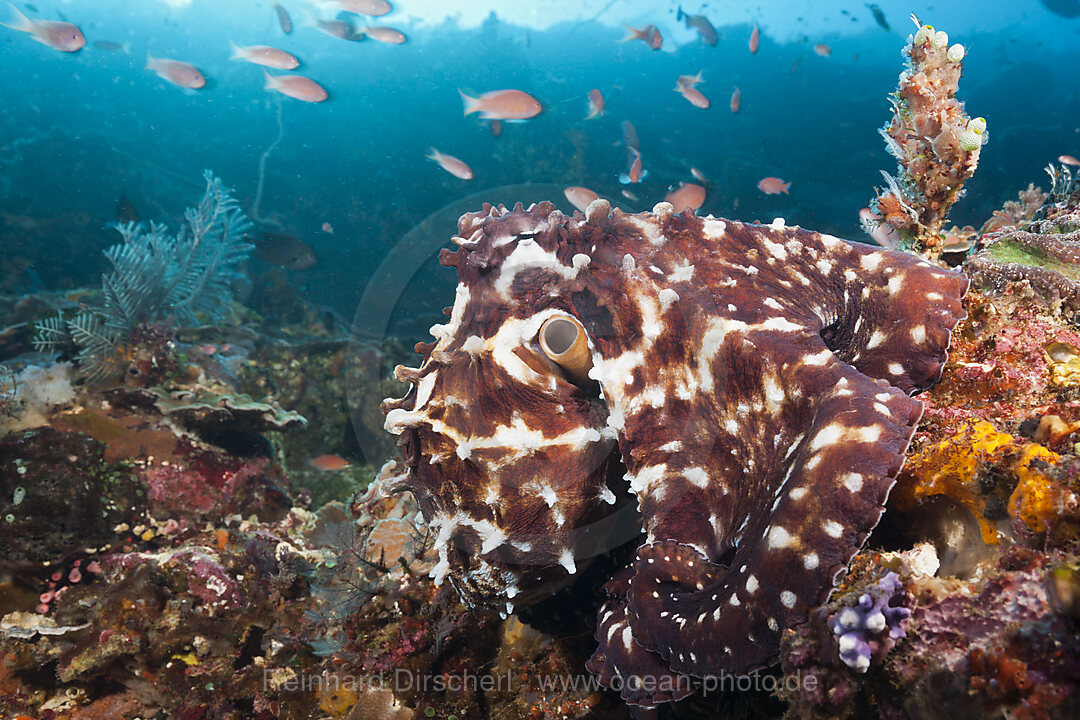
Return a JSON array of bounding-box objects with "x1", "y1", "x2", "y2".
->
[{"x1": 381, "y1": 199, "x2": 967, "y2": 709}]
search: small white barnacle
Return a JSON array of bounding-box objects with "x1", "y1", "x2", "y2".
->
[
  {"x1": 947, "y1": 43, "x2": 965, "y2": 62},
  {"x1": 780, "y1": 590, "x2": 797, "y2": 609}
]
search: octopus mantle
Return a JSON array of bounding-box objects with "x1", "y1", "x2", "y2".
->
[{"x1": 381, "y1": 200, "x2": 967, "y2": 708}]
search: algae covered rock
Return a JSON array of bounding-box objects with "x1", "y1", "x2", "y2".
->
[{"x1": 0, "y1": 427, "x2": 145, "y2": 573}]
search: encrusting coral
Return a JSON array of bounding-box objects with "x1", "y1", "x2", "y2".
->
[
  {"x1": 966, "y1": 163, "x2": 1080, "y2": 314},
  {"x1": 865, "y1": 16, "x2": 984, "y2": 255}
]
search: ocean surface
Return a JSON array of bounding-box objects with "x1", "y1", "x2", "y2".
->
[{"x1": 1, "y1": 0, "x2": 1078, "y2": 341}]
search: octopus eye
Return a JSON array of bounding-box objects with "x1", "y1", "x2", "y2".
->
[
  {"x1": 539, "y1": 315, "x2": 593, "y2": 384},
  {"x1": 518, "y1": 232, "x2": 537, "y2": 240}
]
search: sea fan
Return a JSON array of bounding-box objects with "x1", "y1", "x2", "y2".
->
[{"x1": 34, "y1": 171, "x2": 253, "y2": 383}]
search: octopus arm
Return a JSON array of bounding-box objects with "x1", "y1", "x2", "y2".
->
[
  {"x1": 586, "y1": 569, "x2": 697, "y2": 708},
  {"x1": 808, "y1": 235, "x2": 968, "y2": 394},
  {"x1": 620, "y1": 331, "x2": 925, "y2": 678}
]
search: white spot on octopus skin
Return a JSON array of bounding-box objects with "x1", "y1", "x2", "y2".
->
[
  {"x1": 767, "y1": 526, "x2": 793, "y2": 549},
  {"x1": 888, "y1": 274, "x2": 903, "y2": 295},
  {"x1": 823, "y1": 520, "x2": 843, "y2": 538},
  {"x1": 558, "y1": 549, "x2": 577, "y2": 574},
  {"x1": 861, "y1": 253, "x2": 882, "y2": 271},
  {"x1": 842, "y1": 473, "x2": 864, "y2": 492},
  {"x1": 910, "y1": 324, "x2": 926, "y2": 343},
  {"x1": 622, "y1": 626, "x2": 634, "y2": 650},
  {"x1": 780, "y1": 590, "x2": 797, "y2": 609},
  {"x1": 866, "y1": 330, "x2": 886, "y2": 349},
  {"x1": 684, "y1": 466, "x2": 709, "y2": 488},
  {"x1": 888, "y1": 362, "x2": 905, "y2": 376},
  {"x1": 745, "y1": 575, "x2": 759, "y2": 593},
  {"x1": 803, "y1": 552, "x2": 819, "y2": 569},
  {"x1": 658, "y1": 287, "x2": 680, "y2": 311}
]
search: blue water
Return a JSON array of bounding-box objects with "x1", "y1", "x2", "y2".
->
[{"x1": 1, "y1": 0, "x2": 1079, "y2": 338}]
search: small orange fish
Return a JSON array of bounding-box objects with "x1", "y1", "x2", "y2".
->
[
  {"x1": 749, "y1": 23, "x2": 760, "y2": 53},
  {"x1": 619, "y1": 147, "x2": 648, "y2": 184},
  {"x1": 813, "y1": 43, "x2": 831, "y2": 58},
  {"x1": 229, "y1": 41, "x2": 299, "y2": 70},
  {"x1": 427, "y1": 148, "x2": 473, "y2": 180},
  {"x1": 308, "y1": 454, "x2": 351, "y2": 471},
  {"x1": 364, "y1": 26, "x2": 406, "y2": 44},
  {"x1": 272, "y1": 2, "x2": 292, "y2": 34},
  {"x1": 730, "y1": 86, "x2": 741, "y2": 113},
  {"x1": 460, "y1": 88, "x2": 542, "y2": 120},
  {"x1": 1060, "y1": 154, "x2": 1080, "y2": 166},
  {"x1": 677, "y1": 7, "x2": 718, "y2": 46},
  {"x1": 146, "y1": 53, "x2": 206, "y2": 89},
  {"x1": 315, "y1": 19, "x2": 361, "y2": 41},
  {"x1": 1, "y1": 4, "x2": 84, "y2": 52},
  {"x1": 664, "y1": 183, "x2": 706, "y2": 214},
  {"x1": 264, "y1": 71, "x2": 328, "y2": 102},
  {"x1": 564, "y1": 186, "x2": 600, "y2": 213},
  {"x1": 757, "y1": 176, "x2": 790, "y2": 195},
  {"x1": 622, "y1": 23, "x2": 662, "y2": 50},
  {"x1": 675, "y1": 77, "x2": 710, "y2": 109},
  {"x1": 677, "y1": 72, "x2": 704, "y2": 88},
  {"x1": 586, "y1": 88, "x2": 605, "y2": 120},
  {"x1": 328, "y1": 0, "x2": 391, "y2": 15},
  {"x1": 690, "y1": 167, "x2": 708, "y2": 183},
  {"x1": 321, "y1": 222, "x2": 334, "y2": 234}
]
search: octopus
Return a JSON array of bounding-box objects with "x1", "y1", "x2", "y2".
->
[{"x1": 380, "y1": 199, "x2": 967, "y2": 709}]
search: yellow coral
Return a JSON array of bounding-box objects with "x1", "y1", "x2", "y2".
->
[
  {"x1": 1010, "y1": 443, "x2": 1065, "y2": 531},
  {"x1": 897, "y1": 421, "x2": 1014, "y2": 544},
  {"x1": 897, "y1": 421, "x2": 1066, "y2": 543}
]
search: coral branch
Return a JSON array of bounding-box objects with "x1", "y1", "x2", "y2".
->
[{"x1": 869, "y1": 16, "x2": 985, "y2": 256}]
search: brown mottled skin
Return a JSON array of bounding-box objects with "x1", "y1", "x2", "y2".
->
[{"x1": 381, "y1": 200, "x2": 967, "y2": 708}]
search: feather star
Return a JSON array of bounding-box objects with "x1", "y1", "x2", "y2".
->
[{"x1": 381, "y1": 199, "x2": 967, "y2": 709}]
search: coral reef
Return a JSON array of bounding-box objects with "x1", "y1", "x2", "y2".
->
[
  {"x1": 966, "y1": 164, "x2": 1080, "y2": 314},
  {"x1": 33, "y1": 171, "x2": 253, "y2": 383},
  {"x1": 380, "y1": 199, "x2": 966, "y2": 710},
  {"x1": 866, "y1": 18, "x2": 984, "y2": 255}
]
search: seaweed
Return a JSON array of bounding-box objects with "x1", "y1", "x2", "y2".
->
[{"x1": 34, "y1": 171, "x2": 253, "y2": 383}]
